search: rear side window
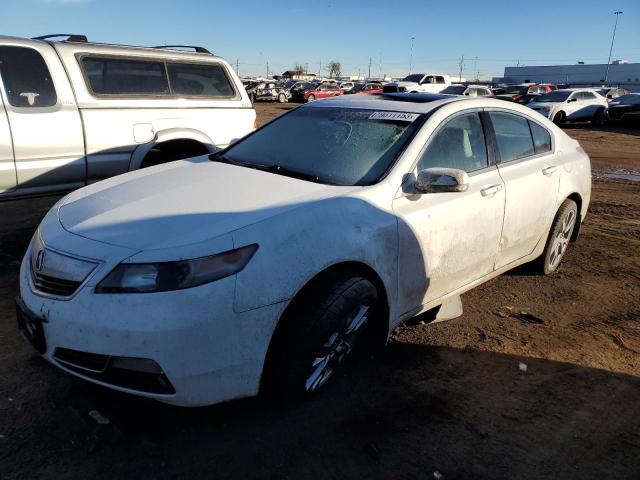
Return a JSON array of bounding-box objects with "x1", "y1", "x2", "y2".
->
[
  {"x1": 167, "y1": 62, "x2": 234, "y2": 97},
  {"x1": 418, "y1": 112, "x2": 488, "y2": 173},
  {"x1": 489, "y1": 112, "x2": 535, "y2": 163},
  {"x1": 82, "y1": 57, "x2": 168, "y2": 95},
  {"x1": 0, "y1": 46, "x2": 57, "y2": 107},
  {"x1": 529, "y1": 121, "x2": 551, "y2": 154}
]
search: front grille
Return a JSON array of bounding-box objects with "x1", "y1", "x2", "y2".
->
[
  {"x1": 383, "y1": 85, "x2": 399, "y2": 93},
  {"x1": 32, "y1": 271, "x2": 81, "y2": 297}
]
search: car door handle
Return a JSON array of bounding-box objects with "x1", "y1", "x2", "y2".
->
[
  {"x1": 480, "y1": 184, "x2": 503, "y2": 197},
  {"x1": 542, "y1": 166, "x2": 557, "y2": 176}
]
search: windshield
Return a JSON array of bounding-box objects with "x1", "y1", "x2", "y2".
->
[
  {"x1": 220, "y1": 107, "x2": 422, "y2": 186},
  {"x1": 505, "y1": 85, "x2": 529, "y2": 94},
  {"x1": 614, "y1": 94, "x2": 640, "y2": 105},
  {"x1": 403, "y1": 74, "x2": 424, "y2": 83},
  {"x1": 441, "y1": 85, "x2": 467, "y2": 95},
  {"x1": 536, "y1": 91, "x2": 572, "y2": 102}
]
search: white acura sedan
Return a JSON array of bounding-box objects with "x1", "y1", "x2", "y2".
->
[{"x1": 16, "y1": 94, "x2": 591, "y2": 406}]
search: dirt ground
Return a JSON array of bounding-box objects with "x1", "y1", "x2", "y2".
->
[{"x1": 1, "y1": 103, "x2": 639, "y2": 480}]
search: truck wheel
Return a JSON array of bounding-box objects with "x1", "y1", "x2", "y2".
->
[
  {"x1": 278, "y1": 93, "x2": 286, "y2": 103},
  {"x1": 262, "y1": 275, "x2": 378, "y2": 401},
  {"x1": 534, "y1": 199, "x2": 578, "y2": 275}
]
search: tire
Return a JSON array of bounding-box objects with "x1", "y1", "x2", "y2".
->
[
  {"x1": 535, "y1": 199, "x2": 578, "y2": 275},
  {"x1": 592, "y1": 108, "x2": 607, "y2": 126},
  {"x1": 307, "y1": 94, "x2": 316, "y2": 102},
  {"x1": 249, "y1": 93, "x2": 256, "y2": 103},
  {"x1": 261, "y1": 275, "x2": 378, "y2": 401},
  {"x1": 553, "y1": 111, "x2": 566, "y2": 125},
  {"x1": 278, "y1": 93, "x2": 286, "y2": 103}
]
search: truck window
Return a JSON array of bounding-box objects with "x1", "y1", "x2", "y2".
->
[
  {"x1": 0, "y1": 46, "x2": 57, "y2": 108},
  {"x1": 166, "y1": 62, "x2": 235, "y2": 97},
  {"x1": 435, "y1": 76, "x2": 445, "y2": 84},
  {"x1": 81, "y1": 56, "x2": 169, "y2": 95}
]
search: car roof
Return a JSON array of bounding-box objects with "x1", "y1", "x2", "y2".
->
[{"x1": 302, "y1": 93, "x2": 466, "y2": 113}]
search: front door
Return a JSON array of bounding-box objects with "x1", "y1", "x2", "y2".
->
[
  {"x1": 393, "y1": 110, "x2": 505, "y2": 314},
  {"x1": 0, "y1": 43, "x2": 85, "y2": 194},
  {"x1": 0, "y1": 92, "x2": 16, "y2": 193},
  {"x1": 488, "y1": 110, "x2": 559, "y2": 269}
]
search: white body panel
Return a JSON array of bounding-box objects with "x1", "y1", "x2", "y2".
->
[
  {"x1": 528, "y1": 88, "x2": 608, "y2": 122},
  {"x1": 18, "y1": 96, "x2": 591, "y2": 406}
]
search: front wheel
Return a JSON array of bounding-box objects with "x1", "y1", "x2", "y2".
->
[
  {"x1": 261, "y1": 275, "x2": 378, "y2": 400},
  {"x1": 535, "y1": 199, "x2": 578, "y2": 275},
  {"x1": 307, "y1": 94, "x2": 316, "y2": 102},
  {"x1": 592, "y1": 108, "x2": 607, "y2": 126},
  {"x1": 553, "y1": 111, "x2": 566, "y2": 125},
  {"x1": 278, "y1": 93, "x2": 287, "y2": 103}
]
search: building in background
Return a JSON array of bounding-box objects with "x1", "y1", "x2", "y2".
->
[
  {"x1": 493, "y1": 61, "x2": 640, "y2": 91},
  {"x1": 281, "y1": 70, "x2": 317, "y2": 81}
]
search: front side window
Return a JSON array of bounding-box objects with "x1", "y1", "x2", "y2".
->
[
  {"x1": 0, "y1": 46, "x2": 57, "y2": 107},
  {"x1": 82, "y1": 56, "x2": 168, "y2": 95},
  {"x1": 167, "y1": 62, "x2": 234, "y2": 97},
  {"x1": 222, "y1": 108, "x2": 422, "y2": 186},
  {"x1": 490, "y1": 112, "x2": 535, "y2": 163},
  {"x1": 417, "y1": 112, "x2": 488, "y2": 173},
  {"x1": 529, "y1": 121, "x2": 552, "y2": 154}
]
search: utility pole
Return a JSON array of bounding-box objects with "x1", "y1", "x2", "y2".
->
[
  {"x1": 458, "y1": 54, "x2": 464, "y2": 82},
  {"x1": 409, "y1": 36, "x2": 415, "y2": 75},
  {"x1": 319, "y1": 59, "x2": 322, "y2": 78},
  {"x1": 473, "y1": 56, "x2": 478, "y2": 82},
  {"x1": 266, "y1": 61, "x2": 269, "y2": 78},
  {"x1": 368, "y1": 57, "x2": 372, "y2": 80},
  {"x1": 236, "y1": 58, "x2": 239, "y2": 77},
  {"x1": 604, "y1": 11, "x2": 623, "y2": 84}
]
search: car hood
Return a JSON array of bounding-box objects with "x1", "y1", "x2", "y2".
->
[{"x1": 58, "y1": 157, "x2": 353, "y2": 251}]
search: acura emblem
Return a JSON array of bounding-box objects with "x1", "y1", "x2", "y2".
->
[{"x1": 35, "y1": 250, "x2": 46, "y2": 271}]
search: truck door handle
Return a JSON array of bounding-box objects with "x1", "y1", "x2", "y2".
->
[
  {"x1": 542, "y1": 166, "x2": 557, "y2": 176},
  {"x1": 480, "y1": 184, "x2": 503, "y2": 197}
]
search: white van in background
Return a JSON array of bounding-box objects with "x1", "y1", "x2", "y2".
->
[{"x1": 0, "y1": 34, "x2": 255, "y2": 199}]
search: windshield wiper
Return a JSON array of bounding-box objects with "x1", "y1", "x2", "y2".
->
[{"x1": 252, "y1": 164, "x2": 324, "y2": 183}]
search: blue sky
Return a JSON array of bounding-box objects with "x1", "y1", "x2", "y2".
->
[{"x1": 3, "y1": 0, "x2": 639, "y2": 79}]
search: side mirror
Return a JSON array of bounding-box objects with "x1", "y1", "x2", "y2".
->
[{"x1": 415, "y1": 167, "x2": 469, "y2": 193}]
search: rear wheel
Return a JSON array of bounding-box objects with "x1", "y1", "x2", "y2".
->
[
  {"x1": 307, "y1": 94, "x2": 316, "y2": 102},
  {"x1": 592, "y1": 108, "x2": 607, "y2": 126},
  {"x1": 262, "y1": 275, "x2": 378, "y2": 401},
  {"x1": 535, "y1": 199, "x2": 578, "y2": 275},
  {"x1": 278, "y1": 93, "x2": 287, "y2": 103},
  {"x1": 553, "y1": 111, "x2": 566, "y2": 125}
]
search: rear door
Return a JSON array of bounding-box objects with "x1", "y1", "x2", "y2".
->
[
  {"x1": 0, "y1": 92, "x2": 16, "y2": 193},
  {"x1": 488, "y1": 110, "x2": 559, "y2": 270},
  {"x1": 0, "y1": 43, "x2": 85, "y2": 194}
]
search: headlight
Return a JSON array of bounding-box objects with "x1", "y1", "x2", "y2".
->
[{"x1": 95, "y1": 244, "x2": 258, "y2": 294}]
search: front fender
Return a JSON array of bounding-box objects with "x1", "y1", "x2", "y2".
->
[
  {"x1": 230, "y1": 194, "x2": 399, "y2": 320},
  {"x1": 128, "y1": 128, "x2": 216, "y2": 171}
]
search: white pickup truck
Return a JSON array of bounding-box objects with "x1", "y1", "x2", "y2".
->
[
  {"x1": 382, "y1": 73, "x2": 452, "y2": 94},
  {"x1": 0, "y1": 34, "x2": 255, "y2": 200}
]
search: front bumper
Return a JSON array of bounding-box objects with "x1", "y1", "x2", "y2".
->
[{"x1": 18, "y1": 234, "x2": 285, "y2": 407}]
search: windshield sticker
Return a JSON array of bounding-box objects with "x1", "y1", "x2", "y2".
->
[{"x1": 369, "y1": 111, "x2": 420, "y2": 122}]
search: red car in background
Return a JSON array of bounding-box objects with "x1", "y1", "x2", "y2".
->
[
  {"x1": 292, "y1": 83, "x2": 343, "y2": 102},
  {"x1": 346, "y1": 82, "x2": 383, "y2": 95},
  {"x1": 496, "y1": 84, "x2": 554, "y2": 104}
]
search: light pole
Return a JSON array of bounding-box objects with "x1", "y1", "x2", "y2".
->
[
  {"x1": 604, "y1": 11, "x2": 623, "y2": 84},
  {"x1": 409, "y1": 36, "x2": 415, "y2": 75}
]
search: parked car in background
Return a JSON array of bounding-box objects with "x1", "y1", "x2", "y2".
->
[
  {"x1": 339, "y1": 81, "x2": 355, "y2": 92},
  {"x1": 346, "y1": 82, "x2": 383, "y2": 95},
  {"x1": 496, "y1": 84, "x2": 553, "y2": 103},
  {"x1": 599, "y1": 87, "x2": 630, "y2": 100},
  {"x1": 245, "y1": 81, "x2": 291, "y2": 103},
  {"x1": 606, "y1": 93, "x2": 640, "y2": 123},
  {"x1": 382, "y1": 73, "x2": 451, "y2": 93},
  {"x1": 0, "y1": 34, "x2": 255, "y2": 200},
  {"x1": 17, "y1": 93, "x2": 591, "y2": 406},
  {"x1": 528, "y1": 89, "x2": 608, "y2": 125},
  {"x1": 291, "y1": 82, "x2": 343, "y2": 102},
  {"x1": 441, "y1": 84, "x2": 494, "y2": 97}
]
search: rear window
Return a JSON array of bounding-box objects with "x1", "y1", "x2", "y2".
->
[
  {"x1": 82, "y1": 57, "x2": 169, "y2": 95},
  {"x1": 0, "y1": 46, "x2": 57, "y2": 107},
  {"x1": 167, "y1": 62, "x2": 234, "y2": 97},
  {"x1": 489, "y1": 112, "x2": 535, "y2": 163}
]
